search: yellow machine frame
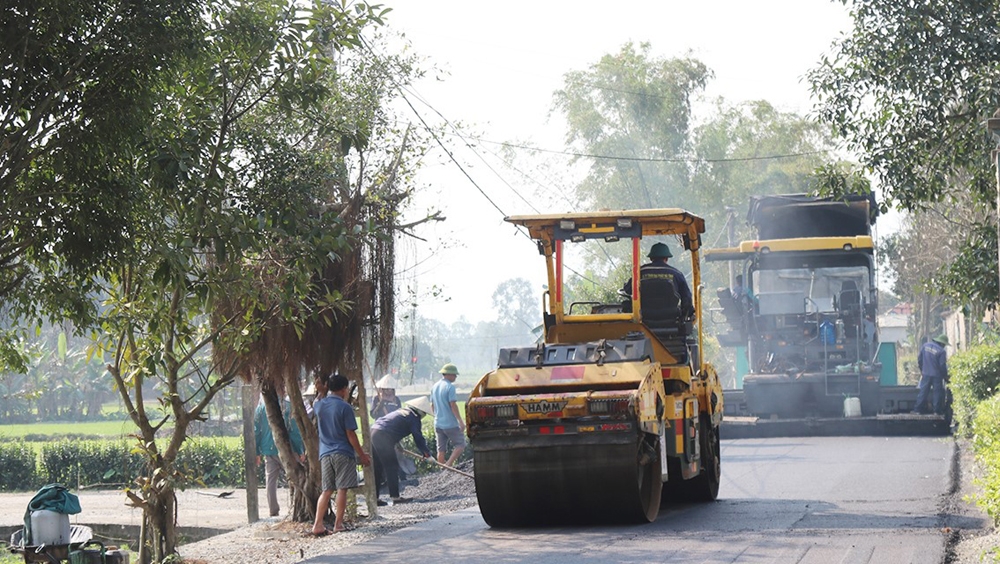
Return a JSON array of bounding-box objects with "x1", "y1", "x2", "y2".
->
[{"x1": 467, "y1": 209, "x2": 722, "y2": 526}]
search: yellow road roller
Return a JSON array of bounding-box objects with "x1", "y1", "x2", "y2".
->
[{"x1": 466, "y1": 209, "x2": 723, "y2": 527}]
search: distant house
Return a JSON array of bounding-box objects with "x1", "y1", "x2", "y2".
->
[
  {"x1": 878, "y1": 312, "x2": 909, "y2": 344},
  {"x1": 888, "y1": 302, "x2": 913, "y2": 316}
]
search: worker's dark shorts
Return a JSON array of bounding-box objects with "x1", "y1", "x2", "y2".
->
[
  {"x1": 320, "y1": 453, "x2": 359, "y2": 491},
  {"x1": 435, "y1": 426, "x2": 466, "y2": 451}
]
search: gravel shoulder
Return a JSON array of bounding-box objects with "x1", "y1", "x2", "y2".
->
[
  {"x1": 178, "y1": 460, "x2": 477, "y2": 564},
  {"x1": 950, "y1": 439, "x2": 1000, "y2": 563}
]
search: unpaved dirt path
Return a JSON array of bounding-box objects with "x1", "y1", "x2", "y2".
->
[{"x1": 0, "y1": 487, "x2": 266, "y2": 532}]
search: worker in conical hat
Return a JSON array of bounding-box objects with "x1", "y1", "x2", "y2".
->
[
  {"x1": 370, "y1": 396, "x2": 433, "y2": 505},
  {"x1": 370, "y1": 373, "x2": 402, "y2": 420}
]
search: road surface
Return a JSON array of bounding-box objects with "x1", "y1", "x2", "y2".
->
[{"x1": 304, "y1": 436, "x2": 981, "y2": 563}]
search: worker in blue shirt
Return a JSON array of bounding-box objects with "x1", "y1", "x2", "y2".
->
[
  {"x1": 311, "y1": 373, "x2": 370, "y2": 536},
  {"x1": 914, "y1": 334, "x2": 949, "y2": 415}
]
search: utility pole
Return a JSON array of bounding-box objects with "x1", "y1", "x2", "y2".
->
[
  {"x1": 725, "y1": 206, "x2": 737, "y2": 287},
  {"x1": 988, "y1": 114, "x2": 1000, "y2": 305},
  {"x1": 409, "y1": 278, "x2": 418, "y2": 385}
]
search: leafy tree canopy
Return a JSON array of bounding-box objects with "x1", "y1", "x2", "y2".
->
[
  {"x1": 809, "y1": 0, "x2": 1000, "y2": 210},
  {"x1": 809, "y1": 1, "x2": 1000, "y2": 312},
  {"x1": 553, "y1": 41, "x2": 711, "y2": 210},
  {"x1": 552, "y1": 43, "x2": 844, "y2": 300},
  {"x1": 1, "y1": 0, "x2": 205, "y2": 305}
]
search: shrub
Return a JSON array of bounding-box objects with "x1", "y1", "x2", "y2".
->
[
  {"x1": 0, "y1": 441, "x2": 37, "y2": 491},
  {"x1": 948, "y1": 344, "x2": 1000, "y2": 436},
  {"x1": 176, "y1": 437, "x2": 247, "y2": 488},
  {"x1": 2, "y1": 436, "x2": 256, "y2": 492},
  {"x1": 38, "y1": 440, "x2": 144, "y2": 489},
  {"x1": 971, "y1": 393, "x2": 1000, "y2": 526}
]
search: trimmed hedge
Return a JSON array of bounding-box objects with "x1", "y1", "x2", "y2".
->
[
  {"x1": 0, "y1": 441, "x2": 37, "y2": 491},
  {"x1": 40, "y1": 440, "x2": 144, "y2": 488},
  {"x1": 971, "y1": 393, "x2": 1000, "y2": 526},
  {"x1": 947, "y1": 344, "x2": 1000, "y2": 436},
  {"x1": 0, "y1": 437, "x2": 256, "y2": 492},
  {"x1": 176, "y1": 438, "x2": 247, "y2": 487}
]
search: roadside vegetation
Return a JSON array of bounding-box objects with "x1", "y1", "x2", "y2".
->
[
  {"x1": 0, "y1": 404, "x2": 461, "y2": 492},
  {"x1": 808, "y1": 0, "x2": 1000, "y2": 540},
  {"x1": 0, "y1": 437, "x2": 248, "y2": 492},
  {"x1": 949, "y1": 342, "x2": 1000, "y2": 527}
]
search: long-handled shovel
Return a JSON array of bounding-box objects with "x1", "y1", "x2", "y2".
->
[{"x1": 400, "y1": 448, "x2": 474, "y2": 479}]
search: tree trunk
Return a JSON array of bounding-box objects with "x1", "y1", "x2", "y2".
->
[
  {"x1": 276, "y1": 372, "x2": 319, "y2": 522},
  {"x1": 353, "y1": 372, "x2": 377, "y2": 517},
  {"x1": 261, "y1": 383, "x2": 311, "y2": 519},
  {"x1": 132, "y1": 454, "x2": 180, "y2": 564},
  {"x1": 242, "y1": 382, "x2": 259, "y2": 523},
  {"x1": 146, "y1": 485, "x2": 177, "y2": 563}
]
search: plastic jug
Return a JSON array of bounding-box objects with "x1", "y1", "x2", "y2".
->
[
  {"x1": 819, "y1": 320, "x2": 835, "y2": 345},
  {"x1": 844, "y1": 397, "x2": 862, "y2": 418},
  {"x1": 30, "y1": 509, "x2": 70, "y2": 545}
]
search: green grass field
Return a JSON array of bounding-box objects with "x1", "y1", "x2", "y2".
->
[
  {"x1": 0, "y1": 419, "x2": 244, "y2": 455},
  {"x1": 0, "y1": 399, "x2": 467, "y2": 445},
  {"x1": 0, "y1": 420, "x2": 139, "y2": 440}
]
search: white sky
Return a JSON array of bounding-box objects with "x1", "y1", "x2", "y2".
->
[{"x1": 382, "y1": 0, "x2": 855, "y2": 324}]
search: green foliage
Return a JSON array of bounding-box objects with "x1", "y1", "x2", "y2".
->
[
  {"x1": 971, "y1": 394, "x2": 1000, "y2": 527},
  {"x1": 939, "y1": 221, "x2": 999, "y2": 309},
  {"x1": 38, "y1": 440, "x2": 144, "y2": 489},
  {"x1": 554, "y1": 42, "x2": 711, "y2": 211},
  {"x1": 809, "y1": 1, "x2": 1000, "y2": 210},
  {"x1": 0, "y1": 328, "x2": 28, "y2": 374},
  {"x1": 948, "y1": 344, "x2": 1000, "y2": 436},
  {"x1": 551, "y1": 45, "x2": 845, "y2": 318},
  {"x1": 0, "y1": 441, "x2": 37, "y2": 491},
  {"x1": 0, "y1": 438, "x2": 251, "y2": 492},
  {"x1": 0, "y1": 420, "x2": 139, "y2": 439},
  {"x1": 176, "y1": 437, "x2": 248, "y2": 488},
  {"x1": 2, "y1": 324, "x2": 121, "y2": 424},
  {"x1": 692, "y1": 100, "x2": 838, "y2": 220},
  {"x1": 1, "y1": 0, "x2": 205, "y2": 337},
  {"x1": 5, "y1": 0, "x2": 414, "y2": 554}
]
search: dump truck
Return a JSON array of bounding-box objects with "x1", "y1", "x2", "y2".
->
[
  {"x1": 466, "y1": 209, "x2": 723, "y2": 527},
  {"x1": 705, "y1": 193, "x2": 949, "y2": 437}
]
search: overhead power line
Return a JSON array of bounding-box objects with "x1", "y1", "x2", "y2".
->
[
  {"x1": 400, "y1": 85, "x2": 542, "y2": 214},
  {"x1": 459, "y1": 135, "x2": 829, "y2": 163}
]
